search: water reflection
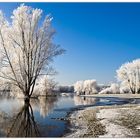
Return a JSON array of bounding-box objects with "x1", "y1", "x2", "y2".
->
[
  {"x1": 74, "y1": 96, "x2": 98, "y2": 106},
  {"x1": 2, "y1": 96, "x2": 63, "y2": 137},
  {"x1": 0, "y1": 95, "x2": 137, "y2": 137},
  {"x1": 39, "y1": 96, "x2": 58, "y2": 118},
  {"x1": 7, "y1": 102, "x2": 40, "y2": 137}
]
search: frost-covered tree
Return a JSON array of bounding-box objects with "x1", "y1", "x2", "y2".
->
[
  {"x1": 83, "y1": 80, "x2": 98, "y2": 94},
  {"x1": 117, "y1": 59, "x2": 140, "y2": 94},
  {"x1": 74, "y1": 79, "x2": 98, "y2": 95},
  {"x1": 99, "y1": 83, "x2": 120, "y2": 94},
  {"x1": 74, "y1": 80, "x2": 84, "y2": 95},
  {"x1": 0, "y1": 4, "x2": 64, "y2": 102},
  {"x1": 120, "y1": 81, "x2": 130, "y2": 94},
  {"x1": 34, "y1": 76, "x2": 57, "y2": 96}
]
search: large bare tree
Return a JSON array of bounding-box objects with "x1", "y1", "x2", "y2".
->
[{"x1": 0, "y1": 4, "x2": 64, "y2": 102}]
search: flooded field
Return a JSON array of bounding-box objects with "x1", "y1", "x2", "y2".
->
[{"x1": 0, "y1": 94, "x2": 139, "y2": 137}]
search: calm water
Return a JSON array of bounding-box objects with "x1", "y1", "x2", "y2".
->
[{"x1": 0, "y1": 94, "x2": 139, "y2": 137}]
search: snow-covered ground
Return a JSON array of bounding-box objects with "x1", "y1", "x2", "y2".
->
[
  {"x1": 65, "y1": 104, "x2": 140, "y2": 138},
  {"x1": 97, "y1": 108, "x2": 133, "y2": 137},
  {"x1": 80, "y1": 94, "x2": 140, "y2": 98}
]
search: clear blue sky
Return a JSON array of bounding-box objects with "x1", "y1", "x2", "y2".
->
[{"x1": 0, "y1": 2, "x2": 140, "y2": 86}]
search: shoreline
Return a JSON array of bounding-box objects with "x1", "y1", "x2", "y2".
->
[
  {"x1": 64, "y1": 103, "x2": 140, "y2": 138},
  {"x1": 80, "y1": 94, "x2": 140, "y2": 98}
]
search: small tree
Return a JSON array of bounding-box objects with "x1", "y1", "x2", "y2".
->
[
  {"x1": 34, "y1": 76, "x2": 57, "y2": 96},
  {"x1": 99, "y1": 83, "x2": 120, "y2": 94},
  {"x1": 0, "y1": 4, "x2": 64, "y2": 102}
]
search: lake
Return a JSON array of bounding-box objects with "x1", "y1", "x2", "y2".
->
[{"x1": 0, "y1": 94, "x2": 139, "y2": 137}]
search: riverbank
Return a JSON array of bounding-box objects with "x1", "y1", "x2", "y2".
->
[
  {"x1": 65, "y1": 104, "x2": 140, "y2": 138},
  {"x1": 80, "y1": 93, "x2": 140, "y2": 98}
]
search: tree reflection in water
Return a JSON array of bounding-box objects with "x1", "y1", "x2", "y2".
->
[
  {"x1": 7, "y1": 102, "x2": 40, "y2": 137},
  {"x1": 74, "y1": 96, "x2": 99, "y2": 106},
  {"x1": 39, "y1": 96, "x2": 58, "y2": 118}
]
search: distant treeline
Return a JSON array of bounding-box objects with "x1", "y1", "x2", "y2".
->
[{"x1": 55, "y1": 86, "x2": 74, "y2": 93}]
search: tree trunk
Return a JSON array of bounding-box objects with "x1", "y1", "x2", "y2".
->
[{"x1": 24, "y1": 95, "x2": 30, "y2": 103}]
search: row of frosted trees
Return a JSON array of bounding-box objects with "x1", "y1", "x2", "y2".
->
[
  {"x1": 74, "y1": 59, "x2": 140, "y2": 95},
  {"x1": 74, "y1": 80, "x2": 120, "y2": 95},
  {"x1": 74, "y1": 80, "x2": 98, "y2": 95}
]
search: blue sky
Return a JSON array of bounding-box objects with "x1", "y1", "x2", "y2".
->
[{"x1": 0, "y1": 2, "x2": 140, "y2": 85}]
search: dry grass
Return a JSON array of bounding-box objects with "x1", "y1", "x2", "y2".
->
[
  {"x1": 67, "y1": 104, "x2": 140, "y2": 138},
  {"x1": 80, "y1": 105, "x2": 140, "y2": 137},
  {"x1": 79, "y1": 109, "x2": 106, "y2": 137},
  {"x1": 111, "y1": 108, "x2": 140, "y2": 137}
]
